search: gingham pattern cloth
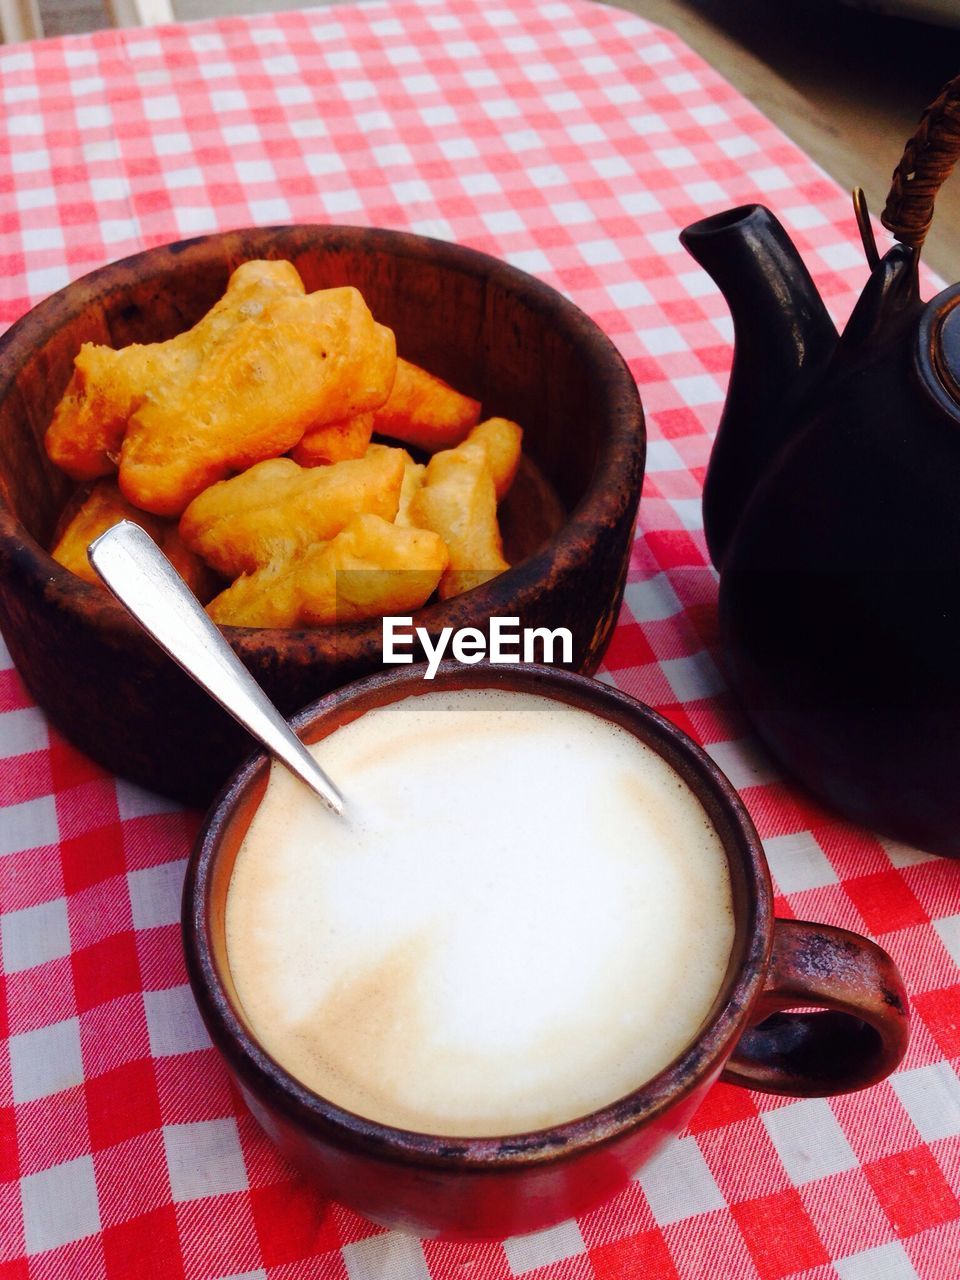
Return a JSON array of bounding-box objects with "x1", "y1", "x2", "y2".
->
[{"x1": 1, "y1": 1, "x2": 958, "y2": 1276}]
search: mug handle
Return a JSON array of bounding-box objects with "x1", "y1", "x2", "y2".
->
[{"x1": 721, "y1": 919, "x2": 909, "y2": 1096}]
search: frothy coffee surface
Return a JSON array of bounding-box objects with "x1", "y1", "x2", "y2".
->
[{"x1": 226, "y1": 689, "x2": 735, "y2": 1136}]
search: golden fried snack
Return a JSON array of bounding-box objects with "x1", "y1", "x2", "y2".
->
[
  {"x1": 365, "y1": 443, "x2": 426, "y2": 528},
  {"x1": 45, "y1": 260, "x2": 305, "y2": 482},
  {"x1": 50, "y1": 479, "x2": 220, "y2": 602},
  {"x1": 180, "y1": 449, "x2": 406, "y2": 577},
  {"x1": 289, "y1": 412, "x2": 375, "y2": 467},
  {"x1": 120, "y1": 286, "x2": 397, "y2": 516},
  {"x1": 396, "y1": 454, "x2": 427, "y2": 528},
  {"x1": 409, "y1": 450, "x2": 508, "y2": 599},
  {"x1": 371, "y1": 357, "x2": 480, "y2": 452},
  {"x1": 207, "y1": 514, "x2": 448, "y2": 628},
  {"x1": 51, "y1": 479, "x2": 166, "y2": 584},
  {"x1": 456, "y1": 417, "x2": 523, "y2": 500},
  {"x1": 45, "y1": 346, "x2": 156, "y2": 484},
  {"x1": 159, "y1": 526, "x2": 221, "y2": 605},
  {"x1": 206, "y1": 559, "x2": 293, "y2": 628}
]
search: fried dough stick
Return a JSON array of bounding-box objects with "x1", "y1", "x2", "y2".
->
[
  {"x1": 120, "y1": 286, "x2": 396, "y2": 516},
  {"x1": 364, "y1": 443, "x2": 426, "y2": 528},
  {"x1": 289, "y1": 412, "x2": 375, "y2": 467},
  {"x1": 50, "y1": 478, "x2": 219, "y2": 601},
  {"x1": 455, "y1": 417, "x2": 523, "y2": 499},
  {"x1": 370, "y1": 358, "x2": 481, "y2": 451},
  {"x1": 207, "y1": 514, "x2": 448, "y2": 628},
  {"x1": 179, "y1": 449, "x2": 406, "y2": 577},
  {"x1": 45, "y1": 260, "x2": 305, "y2": 482},
  {"x1": 407, "y1": 417, "x2": 522, "y2": 599}
]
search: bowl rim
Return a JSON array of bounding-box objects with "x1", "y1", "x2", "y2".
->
[
  {"x1": 0, "y1": 223, "x2": 645, "y2": 654},
  {"x1": 182, "y1": 661, "x2": 772, "y2": 1171}
]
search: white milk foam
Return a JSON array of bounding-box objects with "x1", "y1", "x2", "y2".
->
[{"x1": 225, "y1": 688, "x2": 735, "y2": 1136}]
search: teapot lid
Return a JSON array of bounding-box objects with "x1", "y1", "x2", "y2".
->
[
  {"x1": 935, "y1": 297, "x2": 960, "y2": 401},
  {"x1": 918, "y1": 284, "x2": 960, "y2": 418}
]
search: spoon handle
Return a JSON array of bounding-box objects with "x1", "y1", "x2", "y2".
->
[{"x1": 88, "y1": 520, "x2": 344, "y2": 816}]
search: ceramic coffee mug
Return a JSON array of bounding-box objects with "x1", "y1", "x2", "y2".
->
[{"x1": 182, "y1": 663, "x2": 908, "y2": 1239}]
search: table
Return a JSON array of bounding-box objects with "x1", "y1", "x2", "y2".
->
[{"x1": 1, "y1": 1, "x2": 959, "y2": 1276}]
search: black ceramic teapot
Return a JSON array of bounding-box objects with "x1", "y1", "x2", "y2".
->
[{"x1": 680, "y1": 77, "x2": 960, "y2": 857}]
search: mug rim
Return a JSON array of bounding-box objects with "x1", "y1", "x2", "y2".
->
[{"x1": 182, "y1": 661, "x2": 773, "y2": 1169}]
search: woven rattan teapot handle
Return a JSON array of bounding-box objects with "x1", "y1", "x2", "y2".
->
[{"x1": 881, "y1": 71, "x2": 960, "y2": 253}]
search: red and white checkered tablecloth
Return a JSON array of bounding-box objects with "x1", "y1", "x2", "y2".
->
[{"x1": 1, "y1": 0, "x2": 959, "y2": 1276}]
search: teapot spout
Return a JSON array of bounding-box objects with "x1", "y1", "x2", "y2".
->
[{"x1": 680, "y1": 205, "x2": 838, "y2": 569}]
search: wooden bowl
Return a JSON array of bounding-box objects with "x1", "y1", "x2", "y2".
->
[{"x1": 0, "y1": 225, "x2": 645, "y2": 805}]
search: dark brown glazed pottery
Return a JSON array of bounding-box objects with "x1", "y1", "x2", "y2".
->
[
  {"x1": 0, "y1": 225, "x2": 644, "y2": 805},
  {"x1": 183, "y1": 663, "x2": 909, "y2": 1240},
  {"x1": 681, "y1": 201, "x2": 960, "y2": 857},
  {"x1": 679, "y1": 78, "x2": 960, "y2": 857}
]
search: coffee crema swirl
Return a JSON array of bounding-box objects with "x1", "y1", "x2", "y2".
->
[{"x1": 225, "y1": 689, "x2": 735, "y2": 1137}]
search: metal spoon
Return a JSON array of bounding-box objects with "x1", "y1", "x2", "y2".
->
[{"x1": 88, "y1": 520, "x2": 344, "y2": 816}]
